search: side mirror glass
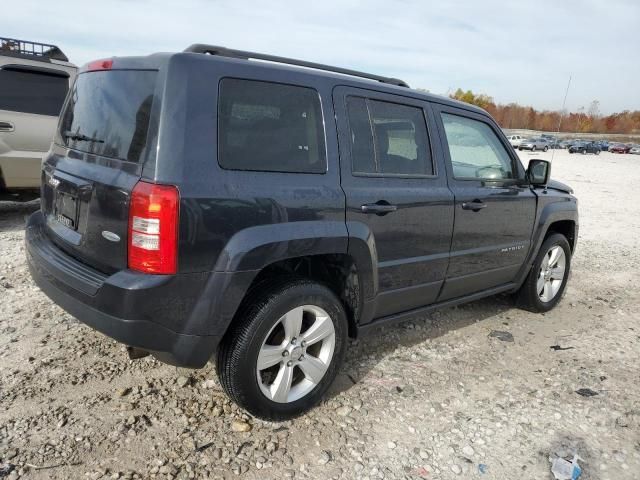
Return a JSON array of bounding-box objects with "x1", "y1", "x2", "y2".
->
[{"x1": 527, "y1": 159, "x2": 551, "y2": 186}]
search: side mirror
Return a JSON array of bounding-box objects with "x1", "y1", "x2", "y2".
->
[{"x1": 527, "y1": 159, "x2": 551, "y2": 186}]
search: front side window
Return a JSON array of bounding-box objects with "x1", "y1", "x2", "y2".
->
[
  {"x1": 441, "y1": 113, "x2": 515, "y2": 180},
  {"x1": 218, "y1": 79, "x2": 326, "y2": 173},
  {"x1": 0, "y1": 68, "x2": 68, "y2": 116},
  {"x1": 346, "y1": 96, "x2": 433, "y2": 176}
]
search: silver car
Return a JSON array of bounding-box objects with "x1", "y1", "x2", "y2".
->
[
  {"x1": 0, "y1": 37, "x2": 76, "y2": 200},
  {"x1": 519, "y1": 138, "x2": 549, "y2": 152},
  {"x1": 506, "y1": 134, "x2": 523, "y2": 148}
]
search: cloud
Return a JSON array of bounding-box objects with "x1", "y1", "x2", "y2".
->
[{"x1": 2, "y1": 0, "x2": 638, "y2": 113}]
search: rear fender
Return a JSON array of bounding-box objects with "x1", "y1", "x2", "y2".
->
[{"x1": 197, "y1": 220, "x2": 379, "y2": 338}]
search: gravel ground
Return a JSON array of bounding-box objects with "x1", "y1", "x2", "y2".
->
[{"x1": 1, "y1": 149, "x2": 639, "y2": 480}]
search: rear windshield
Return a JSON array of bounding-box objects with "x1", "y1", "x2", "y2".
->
[{"x1": 59, "y1": 70, "x2": 157, "y2": 163}]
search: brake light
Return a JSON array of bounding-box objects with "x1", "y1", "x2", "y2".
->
[
  {"x1": 128, "y1": 181, "x2": 179, "y2": 274},
  {"x1": 83, "y1": 58, "x2": 113, "y2": 72}
]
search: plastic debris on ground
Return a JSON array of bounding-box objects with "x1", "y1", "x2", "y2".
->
[
  {"x1": 575, "y1": 388, "x2": 599, "y2": 397},
  {"x1": 0, "y1": 464, "x2": 16, "y2": 478},
  {"x1": 549, "y1": 454, "x2": 582, "y2": 480},
  {"x1": 488, "y1": 330, "x2": 514, "y2": 342}
]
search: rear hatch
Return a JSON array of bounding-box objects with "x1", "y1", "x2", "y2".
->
[{"x1": 41, "y1": 64, "x2": 160, "y2": 274}]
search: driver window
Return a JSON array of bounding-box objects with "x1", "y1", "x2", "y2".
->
[{"x1": 441, "y1": 113, "x2": 514, "y2": 180}]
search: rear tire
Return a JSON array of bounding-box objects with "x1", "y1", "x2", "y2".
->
[
  {"x1": 532, "y1": 145, "x2": 537, "y2": 151},
  {"x1": 543, "y1": 146, "x2": 549, "y2": 152},
  {"x1": 516, "y1": 233, "x2": 571, "y2": 313},
  {"x1": 217, "y1": 278, "x2": 348, "y2": 420}
]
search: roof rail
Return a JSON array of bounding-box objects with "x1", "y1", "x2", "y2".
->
[
  {"x1": 183, "y1": 44, "x2": 409, "y2": 88},
  {"x1": 0, "y1": 37, "x2": 68, "y2": 62}
]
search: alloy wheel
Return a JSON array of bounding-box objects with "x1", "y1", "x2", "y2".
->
[
  {"x1": 537, "y1": 245, "x2": 566, "y2": 302},
  {"x1": 256, "y1": 305, "x2": 335, "y2": 403}
]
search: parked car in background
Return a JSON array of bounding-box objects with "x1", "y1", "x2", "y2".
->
[
  {"x1": 629, "y1": 145, "x2": 640, "y2": 155},
  {"x1": 547, "y1": 138, "x2": 564, "y2": 149},
  {"x1": 0, "y1": 37, "x2": 77, "y2": 201},
  {"x1": 595, "y1": 141, "x2": 610, "y2": 151},
  {"x1": 506, "y1": 134, "x2": 523, "y2": 148},
  {"x1": 609, "y1": 143, "x2": 631, "y2": 154},
  {"x1": 568, "y1": 141, "x2": 601, "y2": 154},
  {"x1": 25, "y1": 43, "x2": 578, "y2": 419},
  {"x1": 559, "y1": 139, "x2": 574, "y2": 149},
  {"x1": 519, "y1": 138, "x2": 549, "y2": 152}
]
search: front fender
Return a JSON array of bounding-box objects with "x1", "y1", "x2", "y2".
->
[{"x1": 514, "y1": 197, "x2": 578, "y2": 287}]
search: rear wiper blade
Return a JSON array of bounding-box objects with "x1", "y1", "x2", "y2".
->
[{"x1": 63, "y1": 131, "x2": 104, "y2": 143}]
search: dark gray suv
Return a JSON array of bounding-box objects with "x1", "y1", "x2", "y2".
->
[{"x1": 25, "y1": 45, "x2": 578, "y2": 419}]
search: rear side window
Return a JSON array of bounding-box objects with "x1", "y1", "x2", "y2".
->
[
  {"x1": 440, "y1": 113, "x2": 514, "y2": 180},
  {"x1": 218, "y1": 78, "x2": 326, "y2": 173},
  {"x1": 346, "y1": 96, "x2": 433, "y2": 176},
  {"x1": 0, "y1": 68, "x2": 68, "y2": 116},
  {"x1": 59, "y1": 70, "x2": 157, "y2": 163}
]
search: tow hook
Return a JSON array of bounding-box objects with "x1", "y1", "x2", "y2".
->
[{"x1": 127, "y1": 346, "x2": 150, "y2": 360}]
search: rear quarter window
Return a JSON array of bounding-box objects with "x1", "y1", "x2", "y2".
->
[
  {"x1": 0, "y1": 68, "x2": 68, "y2": 116},
  {"x1": 218, "y1": 78, "x2": 326, "y2": 173}
]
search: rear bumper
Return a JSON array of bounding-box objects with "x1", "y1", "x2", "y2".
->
[{"x1": 25, "y1": 211, "x2": 219, "y2": 368}]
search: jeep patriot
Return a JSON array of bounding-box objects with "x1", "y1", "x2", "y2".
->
[{"x1": 25, "y1": 45, "x2": 578, "y2": 419}]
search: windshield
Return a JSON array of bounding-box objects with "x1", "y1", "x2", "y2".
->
[{"x1": 58, "y1": 70, "x2": 157, "y2": 163}]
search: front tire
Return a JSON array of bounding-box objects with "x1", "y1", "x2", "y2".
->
[
  {"x1": 217, "y1": 278, "x2": 348, "y2": 420},
  {"x1": 543, "y1": 146, "x2": 549, "y2": 152},
  {"x1": 516, "y1": 233, "x2": 571, "y2": 313}
]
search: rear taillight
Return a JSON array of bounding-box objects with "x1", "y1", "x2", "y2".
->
[{"x1": 128, "y1": 181, "x2": 179, "y2": 274}]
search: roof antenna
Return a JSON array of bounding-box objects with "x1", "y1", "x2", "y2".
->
[{"x1": 551, "y1": 75, "x2": 571, "y2": 163}]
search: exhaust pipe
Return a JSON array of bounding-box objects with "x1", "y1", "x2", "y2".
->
[{"x1": 127, "y1": 346, "x2": 150, "y2": 360}]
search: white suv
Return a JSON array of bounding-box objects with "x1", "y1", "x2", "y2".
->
[
  {"x1": 506, "y1": 134, "x2": 523, "y2": 148},
  {"x1": 0, "y1": 38, "x2": 76, "y2": 200}
]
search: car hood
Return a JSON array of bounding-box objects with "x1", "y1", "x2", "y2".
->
[{"x1": 547, "y1": 179, "x2": 573, "y2": 194}]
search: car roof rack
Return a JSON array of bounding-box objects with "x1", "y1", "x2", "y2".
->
[
  {"x1": 183, "y1": 44, "x2": 409, "y2": 88},
  {"x1": 0, "y1": 37, "x2": 69, "y2": 62}
]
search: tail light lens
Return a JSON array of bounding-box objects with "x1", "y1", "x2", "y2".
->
[
  {"x1": 82, "y1": 58, "x2": 114, "y2": 72},
  {"x1": 128, "y1": 181, "x2": 179, "y2": 274}
]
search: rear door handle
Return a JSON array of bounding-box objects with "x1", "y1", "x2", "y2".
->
[
  {"x1": 461, "y1": 200, "x2": 487, "y2": 212},
  {"x1": 361, "y1": 203, "x2": 397, "y2": 215},
  {"x1": 0, "y1": 121, "x2": 14, "y2": 132}
]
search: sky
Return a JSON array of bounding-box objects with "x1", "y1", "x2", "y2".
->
[{"x1": 3, "y1": 0, "x2": 639, "y2": 114}]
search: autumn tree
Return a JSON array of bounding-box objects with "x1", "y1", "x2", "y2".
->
[{"x1": 447, "y1": 88, "x2": 639, "y2": 134}]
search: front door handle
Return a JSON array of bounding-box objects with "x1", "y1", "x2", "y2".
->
[
  {"x1": 361, "y1": 202, "x2": 397, "y2": 215},
  {"x1": 0, "y1": 121, "x2": 14, "y2": 132},
  {"x1": 461, "y1": 200, "x2": 487, "y2": 212}
]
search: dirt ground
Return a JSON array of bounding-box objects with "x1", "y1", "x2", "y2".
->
[{"x1": 1, "y1": 149, "x2": 639, "y2": 480}]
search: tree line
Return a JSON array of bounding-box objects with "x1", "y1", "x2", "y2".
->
[{"x1": 449, "y1": 88, "x2": 640, "y2": 135}]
